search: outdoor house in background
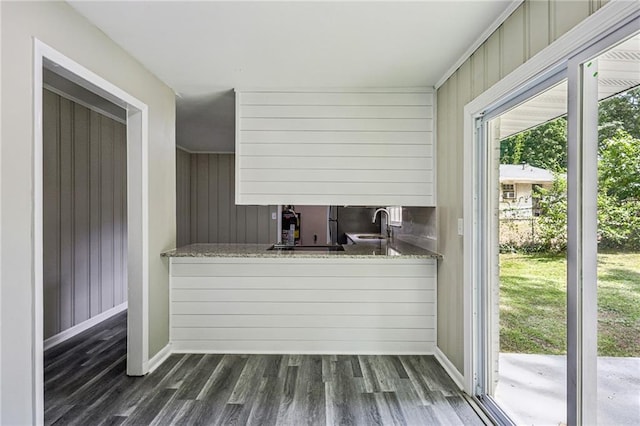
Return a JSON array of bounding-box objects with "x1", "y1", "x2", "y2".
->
[{"x1": 500, "y1": 164, "x2": 555, "y2": 218}]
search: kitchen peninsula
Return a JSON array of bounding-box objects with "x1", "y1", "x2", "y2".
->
[{"x1": 162, "y1": 241, "x2": 440, "y2": 354}]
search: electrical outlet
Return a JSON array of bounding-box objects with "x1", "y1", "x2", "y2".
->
[{"x1": 457, "y1": 218, "x2": 464, "y2": 236}]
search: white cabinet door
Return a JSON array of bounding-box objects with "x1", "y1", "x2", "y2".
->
[{"x1": 235, "y1": 90, "x2": 435, "y2": 206}]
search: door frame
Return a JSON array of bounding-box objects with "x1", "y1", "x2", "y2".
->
[
  {"x1": 462, "y1": 1, "x2": 639, "y2": 423},
  {"x1": 33, "y1": 40, "x2": 150, "y2": 423}
]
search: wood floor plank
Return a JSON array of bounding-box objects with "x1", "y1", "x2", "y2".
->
[
  {"x1": 191, "y1": 355, "x2": 249, "y2": 424},
  {"x1": 44, "y1": 312, "x2": 484, "y2": 426},
  {"x1": 173, "y1": 354, "x2": 223, "y2": 400},
  {"x1": 358, "y1": 356, "x2": 382, "y2": 393},
  {"x1": 246, "y1": 377, "x2": 283, "y2": 426},
  {"x1": 325, "y1": 360, "x2": 369, "y2": 426},
  {"x1": 228, "y1": 355, "x2": 265, "y2": 404},
  {"x1": 275, "y1": 366, "x2": 298, "y2": 425},
  {"x1": 123, "y1": 388, "x2": 177, "y2": 426}
]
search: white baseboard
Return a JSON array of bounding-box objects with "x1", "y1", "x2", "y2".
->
[
  {"x1": 44, "y1": 302, "x2": 127, "y2": 351},
  {"x1": 435, "y1": 346, "x2": 465, "y2": 391},
  {"x1": 147, "y1": 343, "x2": 172, "y2": 374}
]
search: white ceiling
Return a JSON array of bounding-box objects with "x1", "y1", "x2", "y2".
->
[
  {"x1": 69, "y1": 0, "x2": 515, "y2": 151},
  {"x1": 498, "y1": 34, "x2": 640, "y2": 140}
]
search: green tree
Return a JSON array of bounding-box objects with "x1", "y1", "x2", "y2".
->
[
  {"x1": 599, "y1": 130, "x2": 640, "y2": 201},
  {"x1": 598, "y1": 86, "x2": 640, "y2": 146},
  {"x1": 500, "y1": 118, "x2": 567, "y2": 173},
  {"x1": 536, "y1": 176, "x2": 567, "y2": 252}
]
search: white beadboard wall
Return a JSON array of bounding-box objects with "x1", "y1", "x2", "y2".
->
[
  {"x1": 170, "y1": 257, "x2": 437, "y2": 354},
  {"x1": 235, "y1": 90, "x2": 435, "y2": 206}
]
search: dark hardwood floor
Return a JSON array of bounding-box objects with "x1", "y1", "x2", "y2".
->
[{"x1": 45, "y1": 311, "x2": 484, "y2": 425}]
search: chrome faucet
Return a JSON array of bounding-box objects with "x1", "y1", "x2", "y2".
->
[{"x1": 372, "y1": 208, "x2": 392, "y2": 239}]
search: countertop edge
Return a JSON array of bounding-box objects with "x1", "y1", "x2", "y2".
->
[{"x1": 161, "y1": 243, "x2": 442, "y2": 259}]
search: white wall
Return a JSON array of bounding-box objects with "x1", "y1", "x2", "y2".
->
[
  {"x1": 235, "y1": 90, "x2": 435, "y2": 206},
  {"x1": 0, "y1": 2, "x2": 176, "y2": 424},
  {"x1": 170, "y1": 257, "x2": 437, "y2": 354},
  {"x1": 436, "y1": 0, "x2": 605, "y2": 374}
]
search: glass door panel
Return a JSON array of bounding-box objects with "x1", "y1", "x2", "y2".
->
[
  {"x1": 484, "y1": 80, "x2": 569, "y2": 425},
  {"x1": 593, "y1": 33, "x2": 640, "y2": 426}
]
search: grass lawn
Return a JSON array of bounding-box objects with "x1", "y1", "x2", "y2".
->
[{"x1": 500, "y1": 252, "x2": 640, "y2": 357}]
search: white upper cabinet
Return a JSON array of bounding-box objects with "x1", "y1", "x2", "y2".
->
[{"x1": 235, "y1": 89, "x2": 435, "y2": 206}]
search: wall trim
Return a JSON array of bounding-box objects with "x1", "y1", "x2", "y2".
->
[
  {"x1": 147, "y1": 343, "x2": 172, "y2": 374},
  {"x1": 43, "y1": 303, "x2": 127, "y2": 351},
  {"x1": 234, "y1": 87, "x2": 434, "y2": 93},
  {"x1": 435, "y1": 0, "x2": 524, "y2": 89},
  {"x1": 435, "y1": 347, "x2": 464, "y2": 391},
  {"x1": 33, "y1": 39, "x2": 151, "y2": 424},
  {"x1": 171, "y1": 348, "x2": 436, "y2": 356},
  {"x1": 43, "y1": 84, "x2": 126, "y2": 125}
]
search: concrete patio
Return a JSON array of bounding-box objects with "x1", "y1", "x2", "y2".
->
[{"x1": 495, "y1": 353, "x2": 640, "y2": 426}]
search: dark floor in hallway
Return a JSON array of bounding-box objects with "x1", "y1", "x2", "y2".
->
[{"x1": 45, "y1": 311, "x2": 484, "y2": 425}]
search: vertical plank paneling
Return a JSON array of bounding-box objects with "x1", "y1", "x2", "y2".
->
[
  {"x1": 207, "y1": 154, "x2": 219, "y2": 242},
  {"x1": 257, "y1": 206, "x2": 269, "y2": 243},
  {"x1": 190, "y1": 155, "x2": 199, "y2": 244},
  {"x1": 177, "y1": 152, "x2": 276, "y2": 245},
  {"x1": 59, "y1": 97, "x2": 74, "y2": 330},
  {"x1": 553, "y1": 0, "x2": 590, "y2": 41},
  {"x1": 471, "y1": 47, "x2": 486, "y2": 99},
  {"x1": 236, "y1": 205, "x2": 247, "y2": 243},
  {"x1": 43, "y1": 90, "x2": 60, "y2": 338},
  {"x1": 89, "y1": 111, "x2": 102, "y2": 317},
  {"x1": 502, "y1": 4, "x2": 526, "y2": 76},
  {"x1": 228, "y1": 157, "x2": 237, "y2": 243},
  {"x1": 119, "y1": 123, "x2": 128, "y2": 304},
  {"x1": 246, "y1": 205, "x2": 258, "y2": 242},
  {"x1": 112, "y1": 121, "x2": 124, "y2": 305},
  {"x1": 217, "y1": 155, "x2": 231, "y2": 243},
  {"x1": 197, "y1": 155, "x2": 209, "y2": 242},
  {"x1": 176, "y1": 148, "x2": 191, "y2": 247},
  {"x1": 100, "y1": 117, "x2": 114, "y2": 311},
  {"x1": 485, "y1": 31, "x2": 501, "y2": 89},
  {"x1": 43, "y1": 89, "x2": 128, "y2": 340},
  {"x1": 73, "y1": 103, "x2": 90, "y2": 324},
  {"x1": 527, "y1": 0, "x2": 550, "y2": 58}
]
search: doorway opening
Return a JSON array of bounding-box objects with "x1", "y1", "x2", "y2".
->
[
  {"x1": 42, "y1": 69, "x2": 129, "y2": 423},
  {"x1": 33, "y1": 40, "x2": 149, "y2": 423}
]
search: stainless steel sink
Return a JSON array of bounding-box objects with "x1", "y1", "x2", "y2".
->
[
  {"x1": 347, "y1": 233, "x2": 386, "y2": 243},
  {"x1": 356, "y1": 235, "x2": 386, "y2": 240},
  {"x1": 267, "y1": 244, "x2": 345, "y2": 252}
]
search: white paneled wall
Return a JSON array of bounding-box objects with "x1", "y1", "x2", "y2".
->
[
  {"x1": 170, "y1": 257, "x2": 437, "y2": 354},
  {"x1": 236, "y1": 90, "x2": 434, "y2": 206}
]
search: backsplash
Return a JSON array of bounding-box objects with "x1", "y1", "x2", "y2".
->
[{"x1": 392, "y1": 207, "x2": 437, "y2": 252}]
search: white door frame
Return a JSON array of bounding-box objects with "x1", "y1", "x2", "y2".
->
[
  {"x1": 33, "y1": 40, "x2": 150, "y2": 423},
  {"x1": 462, "y1": 1, "x2": 639, "y2": 423}
]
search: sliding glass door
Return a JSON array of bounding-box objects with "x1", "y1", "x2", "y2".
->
[{"x1": 474, "y1": 23, "x2": 639, "y2": 426}]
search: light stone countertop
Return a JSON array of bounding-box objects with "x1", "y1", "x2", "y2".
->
[{"x1": 161, "y1": 239, "x2": 441, "y2": 259}]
